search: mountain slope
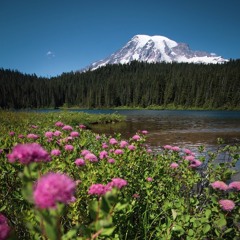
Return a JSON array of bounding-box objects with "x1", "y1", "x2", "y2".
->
[{"x1": 83, "y1": 34, "x2": 228, "y2": 71}]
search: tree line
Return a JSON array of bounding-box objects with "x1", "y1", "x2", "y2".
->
[{"x1": 0, "y1": 60, "x2": 240, "y2": 109}]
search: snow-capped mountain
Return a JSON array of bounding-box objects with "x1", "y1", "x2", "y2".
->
[{"x1": 83, "y1": 34, "x2": 228, "y2": 71}]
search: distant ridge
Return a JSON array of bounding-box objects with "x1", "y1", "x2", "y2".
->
[{"x1": 82, "y1": 34, "x2": 228, "y2": 71}]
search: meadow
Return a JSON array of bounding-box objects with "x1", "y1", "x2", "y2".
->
[{"x1": 0, "y1": 111, "x2": 239, "y2": 240}]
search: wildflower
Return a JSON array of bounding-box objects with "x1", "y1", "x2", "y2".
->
[
  {"x1": 96, "y1": 135, "x2": 101, "y2": 140},
  {"x1": 53, "y1": 130, "x2": 62, "y2": 137},
  {"x1": 88, "y1": 184, "x2": 109, "y2": 196},
  {"x1": 185, "y1": 155, "x2": 195, "y2": 161},
  {"x1": 102, "y1": 143, "x2": 108, "y2": 149},
  {"x1": 18, "y1": 134, "x2": 24, "y2": 139},
  {"x1": 132, "y1": 134, "x2": 141, "y2": 141},
  {"x1": 62, "y1": 125, "x2": 73, "y2": 131},
  {"x1": 55, "y1": 121, "x2": 64, "y2": 127},
  {"x1": 64, "y1": 145, "x2": 74, "y2": 151},
  {"x1": 27, "y1": 133, "x2": 39, "y2": 140},
  {"x1": 81, "y1": 150, "x2": 91, "y2": 156},
  {"x1": 45, "y1": 131, "x2": 53, "y2": 138},
  {"x1": 171, "y1": 146, "x2": 180, "y2": 152},
  {"x1": 141, "y1": 130, "x2": 148, "y2": 134},
  {"x1": 228, "y1": 181, "x2": 240, "y2": 191},
  {"x1": 108, "y1": 178, "x2": 127, "y2": 189},
  {"x1": 75, "y1": 158, "x2": 85, "y2": 166},
  {"x1": 170, "y1": 163, "x2": 179, "y2": 169},
  {"x1": 211, "y1": 181, "x2": 229, "y2": 191},
  {"x1": 147, "y1": 148, "x2": 152, "y2": 153},
  {"x1": 70, "y1": 131, "x2": 79, "y2": 138},
  {"x1": 9, "y1": 131, "x2": 15, "y2": 136},
  {"x1": 51, "y1": 149, "x2": 61, "y2": 156},
  {"x1": 79, "y1": 124, "x2": 86, "y2": 129},
  {"x1": 146, "y1": 177, "x2": 153, "y2": 182},
  {"x1": 85, "y1": 153, "x2": 98, "y2": 162},
  {"x1": 31, "y1": 125, "x2": 38, "y2": 129},
  {"x1": 132, "y1": 193, "x2": 140, "y2": 199},
  {"x1": 120, "y1": 140, "x2": 128, "y2": 148},
  {"x1": 108, "y1": 158, "x2": 115, "y2": 164},
  {"x1": 114, "y1": 149, "x2": 124, "y2": 155},
  {"x1": 189, "y1": 160, "x2": 202, "y2": 168},
  {"x1": 184, "y1": 149, "x2": 193, "y2": 155},
  {"x1": 128, "y1": 145, "x2": 136, "y2": 151},
  {"x1": 109, "y1": 138, "x2": 118, "y2": 145},
  {"x1": 0, "y1": 214, "x2": 11, "y2": 240},
  {"x1": 0, "y1": 149, "x2": 2, "y2": 154},
  {"x1": 33, "y1": 173, "x2": 76, "y2": 209},
  {"x1": 218, "y1": 199, "x2": 235, "y2": 211},
  {"x1": 8, "y1": 143, "x2": 50, "y2": 164},
  {"x1": 99, "y1": 150, "x2": 108, "y2": 159},
  {"x1": 163, "y1": 145, "x2": 172, "y2": 150}
]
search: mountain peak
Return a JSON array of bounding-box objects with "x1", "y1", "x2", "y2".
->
[{"x1": 82, "y1": 34, "x2": 228, "y2": 71}]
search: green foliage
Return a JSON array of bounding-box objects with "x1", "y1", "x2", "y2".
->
[{"x1": 0, "y1": 112, "x2": 240, "y2": 239}]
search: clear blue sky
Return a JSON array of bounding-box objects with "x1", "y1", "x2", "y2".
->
[{"x1": 0, "y1": 0, "x2": 239, "y2": 77}]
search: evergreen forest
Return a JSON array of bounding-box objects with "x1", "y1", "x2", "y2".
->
[{"x1": 0, "y1": 60, "x2": 240, "y2": 109}]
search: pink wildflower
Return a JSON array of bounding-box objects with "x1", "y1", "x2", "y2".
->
[
  {"x1": 211, "y1": 181, "x2": 229, "y2": 191},
  {"x1": 75, "y1": 158, "x2": 85, "y2": 166},
  {"x1": 45, "y1": 131, "x2": 54, "y2": 138},
  {"x1": 108, "y1": 158, "x2": 115, "y2": 164},
  {"x1": 27, "y1": 133, "x2": 39, "y2": 140},
  {"x1": 108, "y1": 178, "x2": 128, "y2": 189},
  {"x1": 88, "y1": 184, "x2": 109, "y2": 196},
  {"x1": 218, "y1": 199, "x2": 235, "y2": 211},
  {"x1": 31, "y1": 125, "x2": 38, "y2": 129},
  {"x1": 190, "y1": 160, "x2": 202, "y2": 168},
  {"x1": 228, "y1": 181, "x2": 240, "y2": 191},
  {"x1": 33, "y1": 173, "x2": 76, "y2": 209},
  {"x1": 55, "y1": 121, "x2": 64, "y2": 127},
  {"x1": 102, "y1": 143, "x2": 108, "y2": 149},
  {"x1": 0, "y1": 214, "x2": 11, "y2": 240},
  {"x1": 51, "y1": 149, "x2": 61, "y2": 156},
  {"x1": 85, "y1": 153, "x2": 98, "y2": 162},
  {"x1": 146, "y1": 177, "x2": 153, "y2": 182},
  {"x1": 171, "y1": 146, "x2": 181, "y2": 152},
  {"x1": 64, "y1": 145, "x2": 74, "y2": 151},
  {"x1": 99, "y1": 150, "x2": 108, "y2": 159},
  {"x1": 96, "y1": 135, "x2": 101, "y2": 140},
  {"x1": 109, "y1": 138, "x2": 118, "y2": 145},
  {"x1": 114, "y1": 149, "x2": 124, "y2": 155},
  {"x1": 18, "y1": 134, "x2": 25, "y2": 139},
  {"x1": 132, "y1": 134, "x2": 141, "y2": 141},
  {"x1": 8, "y1": 143, "x2": 50, "y2": 164},
  {"x1": 185, "y1": 155, "x2": 195, "y2": 161},
  {"x1": 9, "y1": 131, "x2": 15, "y2": 136},
  {"x1": 128, "y1": 145, "x2": 136, "y2": 151},
  {"x1": 81, "y1": 150, "x2": 91, "y2": 156},
  {"x1": 133, "y1": 193, "x2": 140, "y2": 199},
  {"x1": 53, "y1": 130, "x2": 62, "y2": 137},
  {"x1": 184, "y1": 149, "x2": 193, "y2": 155},
  {"x1": 141, "y1": 130, "x2": 148, "y2": 135},
  {"x1": 170, "y1": 163, "x2": 179, "y2": 169},
  {"x1": 120, "y1": 140, "x2": 128, "y2": 148},
  {"x1": 70, "y1": 131, "x2": 79, "y2": 138},
  {"x1": 62, "y1": 125, "x2": 73, "y2": 131},
  {"x1": 79, "y1": 124, "x2": 86, "y2": 129},
  {"x1": 163, "y1": 145, "x2": 172, "y2": 150},
  {"x1": 147, "y1": 148, "x2": 152, "y2": 153}
]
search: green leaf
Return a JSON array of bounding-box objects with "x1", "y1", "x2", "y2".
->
[
  {"x1": 203, "y1": 224, "x2": 211, "y2": 234},
  {"x1": 62, "y1": 229, "x2": 78, "y2": 240},
  {"x1": 188, "y1": 229, "x2": 194, "y2": 236},
  {"x1": 89, "y1": 200, "x2": 98, "y2": 219},
  {"x1": 101, "y1": 226, "x2": 116, "y2": 236},
  {"x1": 205, "y1": 209, "x2": 211, "y2": 219},
  {"x1": 171, "y1": 209, "x2": 177, "y2": 220}
]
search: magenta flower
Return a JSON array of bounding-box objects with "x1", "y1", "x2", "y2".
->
[
  {"x1": 184, "y1": 149, "x2": 193, "y2": 155},
  {"x1": 96, "y1": 135, "x2": 101, "y2": 140},
  {"x1": 88, "y1": 184, "x2": 109, "y2": 196},
  {"x1": 132, "y1": 134, "x2": 141, "y2": 141},
  {"x1": 102, "y1": 143, "x2": 108, "y2": 149},
  {"x1": 75, "y1": 158, "x2": 85, "y2": 166},
  {"x1": 218, "y1": 199, "x2": 235, "y2": 211},
  {"x1": 171, "y1": 146, "x2": 180, "y2": 152},
  {"x1": 185, "y1": 155, "x2": 195, "y2": 161},
  {"x1": 141, "y1": 130, "x2": 148, "y2": 134},
  {"x1": 108, "y1": 158, "x2": 115, "y2": 164},
  {"x1": 108, "y1": 178, "x2": 128, "y2": 189},
  {"x1": 128, "y1": 145, "x2": 136, "y2": 151},
  {"x1": 31, "y1": 125, "x2": 38, "y2": 129},
  {"x1": 146, "y1": 177, "x2": 153, "y2": 182},
  {"x1": 81, "y1": 149, "x2": 91, "y2": 156},
  {"x1": 8, "y1": 143, "x2": 50, "y2": 164},
  {"x1": 45, "y1": 131, "x2": 54, "y2": 138},
  {"x1": 0, "y1": 214, "x2": 11, "y2": 240},
  {"x1": 114, "y1": 149, "x2": 124, "y2": 155},
  {"x1": 27, "y1": 133, "x2": 39, "y2": 140},
  {"x1": 120, "y1": 140, "x2": 128, "y2": 148},
  {"x1": 55, "y1": 121, "x2": 64, "y2": 127},
  {"x1": 18, "y1": 134, "x2": 25, "y2": 139},
  {"x1": 147, "y1": 148, "x2": 152, "y2": 153},
  {"x1": 85, "y1": 153, "x2": 98, "y2": 162},
  {"x1": 53, "y1": 130, "x2": 62, "y2": 137},
  {"x1": 109, "y1": 138, "x2": 118, "y2": 145},
  {"x1": 79, "y1": 124, "x2": 86, "y2": 129},
  {"x1": 99, "y1": 150, "x2": 108, "y2": 159},
  {"x1": 9, "y1": 131, "x2": 15, "y2": 136},
  {"x1": 62, "y1": 125, "x2": 73, "y2": 131},
  {"x1": 163, "y1": 145, "x2": 172, "y2": 150},
  {"x1": 228, "y1": 181, "x2": 240, "y2": 191},
  {"x1": 211, "y1": 181, "x2": 229, "y2": 191},
  {"x1": 170, "y1": 163, "x2": 179, "y2": 169},
  {"x1": 33, "y1": 173, "x2": 76, "y2": 209},
  {"x1": 64, "y1": 145, "x2": 74, "y2": 151},
  {"x1": 70, "y1": 131, "x2": 79, "y2": 138},
  {"x1": 189, "y1": 160, "x2": 202, "y2": 168},
  {"x1": 51, "y1": 149, "x2": 61, "y2": 156}
]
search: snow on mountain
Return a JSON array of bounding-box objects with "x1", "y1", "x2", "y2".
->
[{"x1": 83, "y1": 34, "x2": 228, "y2": 71}]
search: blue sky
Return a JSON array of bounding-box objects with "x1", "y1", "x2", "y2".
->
[{"x1": 0, "y1": 0, "x2": 239, "y2": 77}]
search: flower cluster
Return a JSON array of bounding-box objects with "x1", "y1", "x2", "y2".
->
[
  {"x1": 33, "y1": 173, "x2": 76, "y2": 209},
  {"x1": 8, "y1": 143, "x2": 50, "y2": 164},
  {"x1": 0, "y1": 214, "x2": 11, "y2": 240}
]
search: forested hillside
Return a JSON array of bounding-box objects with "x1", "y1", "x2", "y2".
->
[{"x1": 0, "y1": 60, "x2": 240, "y2": 109}]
